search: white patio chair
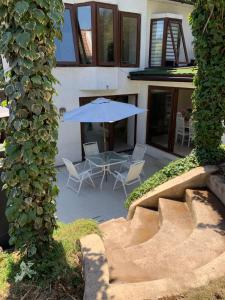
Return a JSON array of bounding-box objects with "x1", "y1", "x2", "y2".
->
[
  {"x1": 188, "y1": 119, "x2": 194, "y2": 147},
  {"x1": 62, "y1": 158, "x2": 95, "y2": 195},
  {"x1": 120, "y1": 144, "x2": 147, "y2": 173},
  {"x1": 83, "y1": 141, "x2": 99, "y2": 157},
  {"x1": 175, "y1": 115, "x2": 189, "y2": 145},
  {"x1": 83, "y1": 141, "x2": 103, "y2": 175},
  {"x1": 113, "y1": 160, "x2": 145, "y2": 198}
]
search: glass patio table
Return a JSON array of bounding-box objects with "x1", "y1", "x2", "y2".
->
[{"x1": 86, "y1": 151, "x2": 128, "y2": 190}]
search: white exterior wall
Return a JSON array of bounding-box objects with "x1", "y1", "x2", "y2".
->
[{"x1": 54, "y1": 0, "x2": 194, "y2": 165}]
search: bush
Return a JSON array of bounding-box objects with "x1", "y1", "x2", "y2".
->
[{"x1": 125, "y1": 145, "x2": 225, "y2": 209}]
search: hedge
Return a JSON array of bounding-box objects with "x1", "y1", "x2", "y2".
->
[{"x1": 125, "y1": 146, "x2": 225, "y2": 209}]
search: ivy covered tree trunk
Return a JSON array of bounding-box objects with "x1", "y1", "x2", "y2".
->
[
  {"x1": 190, "y1": 1, "x2": 225, "y2": 162},
  {"x1": 0, "y1": 0, "x2": 64, "y2": 257}
]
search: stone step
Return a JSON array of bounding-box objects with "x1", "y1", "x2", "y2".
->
[
  {"x1": 100, "y1": 208, "x2": 159, "y2": 252},
  {"x1": 99, "y1": 217, "x2": 130, "y2": 251},
  {"x1": 135, "y1": 190, "x2": 225, "y2": 281},
  {"x1": 123, "y1": 207, "x2": 159, "y2": 247},
  {"x1": 107, "y1": 198, "x2": 193, "y2": 283},
  {"x1": 207, "y1": 174, "x2": 225, "y2": 206}
]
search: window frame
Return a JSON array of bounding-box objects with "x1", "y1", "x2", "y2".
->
[
  {"x1": 119, "y1": 11, "x2": 141, "y2": 68},
  {"x1": 56, "y1": 3, "x2": 79, "y2": 67},
  {"x1": 56, "y1": 2, "x2": 141, "y2": 67},
  {"x1": 149, "y1": 17, "x2": 189, "y2": 67},
  {"x1": 75, "y1": 1, "x2": 97, "y2": 66},
  {"x1": 96, "y1": 2, "x2": 119, "y2": 67}
]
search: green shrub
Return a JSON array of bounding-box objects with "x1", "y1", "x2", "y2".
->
[{"x1": 125, "y1": 146, "x2": 225, "y2": 209}]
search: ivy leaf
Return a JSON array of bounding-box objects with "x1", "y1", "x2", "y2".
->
[
  {"x1": 31, "y1": 104, "x2": 42, "y2": 115},
  {"x1": 37, "y1": 207, "x2": 43, "y2": 215},
  {"x1": 5, "y1": 84, "x2": 15, "y2": 96},
  {"x1": 31, "y1": 8, "x2": 47, "y2": 24},
  {"x1": 31, "y1": 75, "x2": 42, "y2": 85},
  {"x1": 16, "y1": 32, "x2": 31, "y2": 48},
  {"x1": 15, "y1": 1, "x2": 29, "y2": 16}
]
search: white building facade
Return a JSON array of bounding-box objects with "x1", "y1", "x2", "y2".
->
[{"x1": 54, "y1": 0, "x2": 195, "y2": 166}]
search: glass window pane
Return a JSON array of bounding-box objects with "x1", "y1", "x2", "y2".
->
[
  {"x1": 77, "y1": 6, "x2": 93, "y2": 64},
  {"x1": 166, "y1": 22, "x2": 180, "y2": 66},
  {"x1": 150, "y1": 20, "x2": 164, "y2": 66},
  {"x1": 55, "y1": 9, "x2": 76, "y2": 62},
  {"x1": 121, "y1": 16, "x2": 138, "y2": 65},
  {"x1": 98, "y1": 7, "x2": 115, "y2": 63}
]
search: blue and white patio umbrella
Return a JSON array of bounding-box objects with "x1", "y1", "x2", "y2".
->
[{"x1": 64, "y1": 98, "x2": 146, "y2": 150}]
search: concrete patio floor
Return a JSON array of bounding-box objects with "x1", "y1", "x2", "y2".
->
[{"x1": 56, "y1": 155, "x2": 169, "y2": 224}]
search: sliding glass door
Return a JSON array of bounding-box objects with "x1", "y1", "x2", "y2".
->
[{"x1": 146, "y1": 87, "x2": 178, "y2": 152}]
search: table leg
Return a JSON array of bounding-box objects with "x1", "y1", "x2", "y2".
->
[{"x1": 100, "y1": 167, "x2": 106, "y2": 190}]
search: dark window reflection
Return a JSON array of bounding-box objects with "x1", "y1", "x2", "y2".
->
[
  {"x1": 55, "y1": 9, "x2": 76, "y2": 62},
  {"x1": 98, "y1": 7, "x2": 114, "y2": 63},
  {"x1": 121, "y1": 16, "x2": 138, "y2": 65},
  {"x1": 77, "y1": 6, "x2": 93, "y2": 64}
]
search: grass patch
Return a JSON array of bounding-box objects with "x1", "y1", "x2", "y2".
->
[{"x1": 0, "y1": 219, "x2": 99, "y2": 300}]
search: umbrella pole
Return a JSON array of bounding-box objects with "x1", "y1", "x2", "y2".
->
[{"x1": 103, "y1": 122, "x2": 107, "y2": 152}]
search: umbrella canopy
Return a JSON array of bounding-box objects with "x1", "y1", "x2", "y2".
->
[{"x1": 64, "y1": 98, "x2": 146, "y2": 123}]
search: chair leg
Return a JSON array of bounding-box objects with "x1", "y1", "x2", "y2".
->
[
  {"x1": 122, "y1": 183, "x2": 128, "y2": 198},
  {"x1": 66, "y1": 176, "x2": 70, "y2": 186},
  {"x1": 182, "y1": 134, "x2": 185, "y2": 145},
  {"x1": 88, "y1": 174, "x2": 95, "y2": 188},
  {"x1": 77, "y1": 180, "x2": 83, "y2": 195},
  {"x1": 113, "y1": 177, "x2": 119, "y2": 190}
]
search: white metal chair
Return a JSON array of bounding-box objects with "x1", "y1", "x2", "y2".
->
[
  {"x1": 121, "y1": 144, "x2": 147, "y2": 168},
  {"x1": 188, "y1": 119, "x2": 194, "y2": 147},
  {"x1": 83, "y1": 141, "x2": 99, "y2": 157},
  {"x1": 62, "y1": 158, "x2": 95, "y2": 194},
  {"x1": 113, "y1": 160, "x2": 145, "y2": 198},
  {"x1": 175, "y1": 115, "x2": 189, "y2": 145},
  {"x1": 83, "y1": 141, "x2": 104, "y2": 175}
]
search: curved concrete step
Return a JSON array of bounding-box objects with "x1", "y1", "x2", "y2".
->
[
  {"x1": 100, "y1": 208, "x2": 159, "y2": 252},
  {"x1": 125, "y1": 207, "x2": 159, "y2": 247},
  {"x1": 107, "y1": 198, "x2": 193, "y2": 283},
  {"x1": 80, "y1": 234, "x2": 225, "y2": 300},
  {"x1": 99, "y1": 217, "x2": 131, "y2": 251},
  {"x1": 135, "y1": 190, "x2": 225, "y2": 281}
]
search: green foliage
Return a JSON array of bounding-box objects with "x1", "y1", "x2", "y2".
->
[
  {"x1": 125, "y1": 146, "x2": 225, "y2": 208},
  {"x1": 125, "y1": 153, "x2": 199, "y2": 208},
  {"x1": 0, "y1": 0, "x2": 64, "y2": 257},
  {"x1": 0, "y1": 220, "x2": 99, "y2": 299},
  {"x1": 190, "y1": 1, "x2": 225, "y2": 161}
]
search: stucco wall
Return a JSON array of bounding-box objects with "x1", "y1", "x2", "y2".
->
[{"x1": 54, "y1": 0, "x2": 194, "y2": 166}]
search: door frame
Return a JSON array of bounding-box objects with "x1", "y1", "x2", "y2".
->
[
  {"x1": 146, "y1": 86, "x2": 178, "y2": 153},
  {"x1": 79, "y1": 94, "x2": 138, "y2": 159}
]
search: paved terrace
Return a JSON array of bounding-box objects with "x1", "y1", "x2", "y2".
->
[{"x1": 56, "y1": 155, "x2": 169, "y2": 224}]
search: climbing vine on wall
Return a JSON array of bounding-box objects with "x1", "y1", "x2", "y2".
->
[
  {"x1": 190, "y1": 0, "x2": 225, "y2": 162},
  {"x1": 0, "y1": 0, "x2": 64, "y2": 257}
]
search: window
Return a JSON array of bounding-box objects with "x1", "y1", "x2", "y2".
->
[
  {"x1": 120, "y1": 12, "x2": 141, "y2": 67},
  {"x1": 77, "y1": 4, "x2": 95, "y2": 65},
  {"x1": 55, "y1": 2, "x2": 141, "y2": 67},
  {"x1": 55, "y1": 6, "x2": 77, "y2": 64},
  {"x1": 97, "y1": 3, "x2": 117, "y2": 65},
  {"x1": 149, "y1": 18, "x2": 188, "y2": 67}
]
